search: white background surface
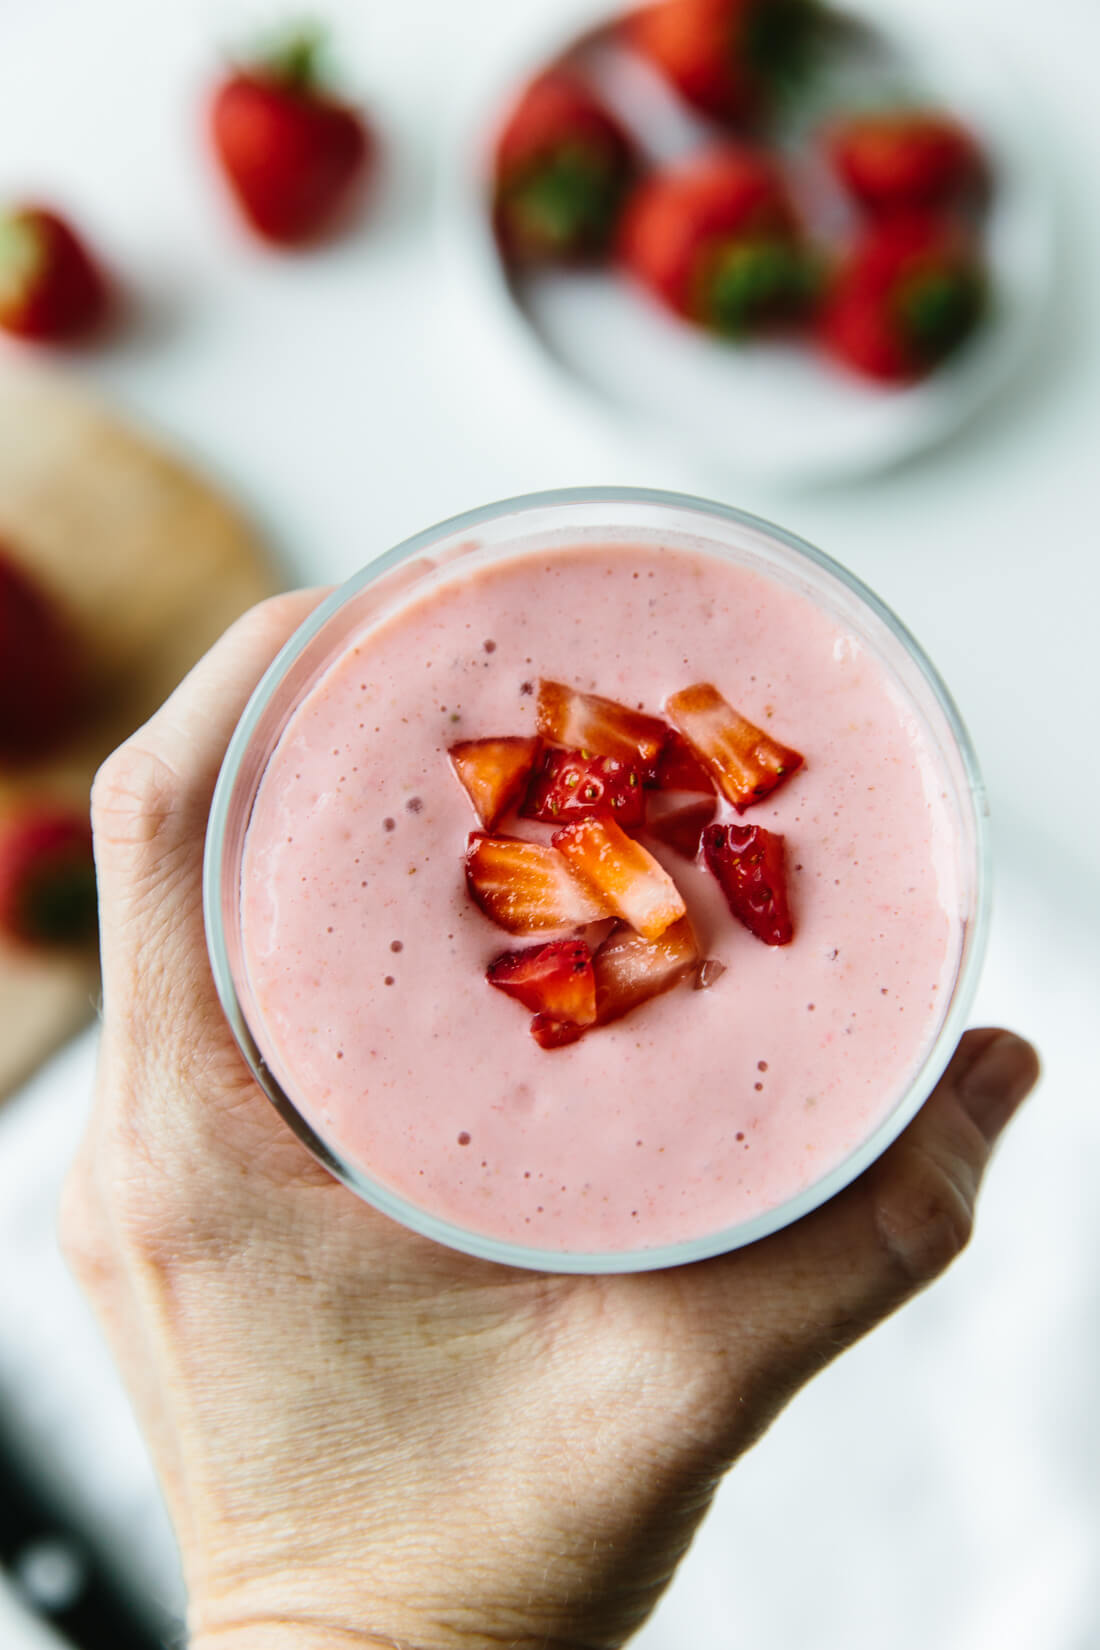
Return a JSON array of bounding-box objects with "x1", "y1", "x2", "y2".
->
[{"x1": 0, "y1": 0, "x2": 1098, "y2": 1646}]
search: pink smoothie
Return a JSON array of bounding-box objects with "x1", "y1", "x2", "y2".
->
[{"x1": 239, "y1": 540, "x2": 963, "y2": 1256}]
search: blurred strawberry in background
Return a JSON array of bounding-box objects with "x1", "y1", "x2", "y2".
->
[
  {"x1": 821, "y1": 214, "x2": 987, "y2": 382},
  {"x1": 619, "y1": 146, "x2": 817, "y2": 335},
  {"x1": 493, "y1": 69, "x2": 638, "y2": 263},
  {"x1": 0, "y1": 804, "x2": 97, "y2": 951},
  {"x1": 209, "y1": 23, "x2": 373, "y2": 245},
  {"x1": 626, "y1": 0, "x2": 823, "y2": 127},
  {"x1": 0, "y1": 206, "x2": 109, "y2": 342},
  {"x1": 825, "y1": 109, "x2": 987, "y2": 218},
  {"x1": 0, "y1": 546, "x2": 84, "y2": 764}
]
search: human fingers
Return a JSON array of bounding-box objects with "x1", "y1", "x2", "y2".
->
[{"x1": 687, "y1": 1028, "x2": 1039, "y2": 1454}]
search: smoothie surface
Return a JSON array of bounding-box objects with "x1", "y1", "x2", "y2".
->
[{"x1": 239, "y1": 541, "x2": 963, "y2": 1255}]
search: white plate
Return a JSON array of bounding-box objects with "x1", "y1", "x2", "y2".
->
[{"x1": 441, "y1": 0, "x2": 1056, "y2": 487}]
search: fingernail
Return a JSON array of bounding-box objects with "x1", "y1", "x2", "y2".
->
[{"x1": 958, "y1": 1032, "x2": 1039, "y2": 1143}]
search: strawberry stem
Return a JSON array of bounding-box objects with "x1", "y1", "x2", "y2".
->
[
  {"x1": 256, "y1": 20, "x2": 328, "y2": 91},
  {"x1": 898, "y1": 267, "x2": 985, "y2": 365}
]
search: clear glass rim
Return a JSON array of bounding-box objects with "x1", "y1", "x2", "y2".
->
[{"x1": 204, "y1": 486, "x2": 991, "y2": 1274}]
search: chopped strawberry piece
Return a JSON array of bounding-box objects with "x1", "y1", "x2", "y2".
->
[
  {"x1": 703, "y1": 822, "x2": 793, "y2": 945},
  {"x1": 487, "y1": 938, "x2": 597, "y2": 1026},
  {"x1": 450, "y1": 736, "x2": 540, "y2": 829},
  {"x1": 521, "y1": 746, "x2": 646, "y2": 828},
  {"x1": 530, "y1": 1014, "x2": 588, "y2": 1050},
  {"x1": 655, "y1": 729, "x2": 715, "y2": 793},
  {"x1": 646, "y1": 797, "x2": 717, "y2": 860},
  {"x1": 554, "y1": 817, "x2": 686, "y2": 941},
  {"x1": 537, "y1": 680, "x2": 668, "y2": 782},
  {"x1": 593, "y1": 917, "x2": 699, "y2": 1025},
  {"x1": 465, "y1": 832, "x2": 609, "y2": 933},
  {"x1": 665, "y1": 682, "x2": 803, "y2": 811}
]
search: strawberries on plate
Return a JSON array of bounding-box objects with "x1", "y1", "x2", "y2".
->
[
  {"x1": 0, "y1": 805, "x2": 97, "y2": 949},
  {"x1": 465, "y1": 832, "x2": 610, "y2": 933},
  {"x1": 522, "y1": 746, "x2": 646, "y2": 828},
  {"x1": 703, "y1": 821, "x2": 793, "y2": 945},
  {"x1": 618, "y1": 147, "x2": 816, "y2": 336},
  {"x1": 493, "y1": 68, "x2": 637, "y2": 263},
  {"x1": 209, "y1": 26, "x2": 372, "y2": 245},
  {"x1": 665, "y1": 682, "x2": 803, "y2": 811},
  {"x1": 626, "y1": 0, "x2": 823, "y2": 127},
  {"x1": 0, "y1": 207, "x2": 108, "y2": 343},
  {"x1": 821, "y1": 215, "x2": 987, "y2": 383},
  {"x1": 450, "y1": 736, "x2": 541, "y2": 829},
  {"x1": 826, "y1": 110, "x2": 986, "y2": 219},
  {"x1": 0, "y1": 547, "x2": 83, "y2": 763}
]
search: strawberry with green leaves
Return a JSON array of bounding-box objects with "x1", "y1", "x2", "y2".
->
[
  {"x1": 0, "y1": 207, "x2": 108, "y2": 343},
  {"x1": 821, "y1": 215, "x2": 987, "y2": 384},
  {"x1": 0, "y1": 805, "x2": 97, "y2": 950},
  {"x1": 493, "y1": 69, "x2": 637, "y2": 264},
  {"x1": 210, "y1": 26, "x2": 372, "y2": 246},
  {"x1": 618, "y1": 147, "x2": 816, "y2": 337},
  {"x1": 627, "y1": 0, "x2": 823, "y2": 128}
]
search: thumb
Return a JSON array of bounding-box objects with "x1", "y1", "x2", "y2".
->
[{"x1": 695, "y1": 1028, "x2": 1039, "y2": 1453}]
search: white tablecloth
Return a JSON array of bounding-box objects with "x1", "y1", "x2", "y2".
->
[{"x1": 1, "y1": 0, "x2": 1098, "y2": 1644}]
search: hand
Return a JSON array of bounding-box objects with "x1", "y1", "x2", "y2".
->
[{"x1": 62, "y1": 593, "x2": 1039, "y2": 1650}]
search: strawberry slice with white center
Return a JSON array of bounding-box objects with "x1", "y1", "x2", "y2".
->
[
  {"x1": 593, "y1": 917, "x2": 699, "y2": 1025},
  {"x1": 465, "y1": 832, "x2": 610, "y2": 933},
  {"x1": 703, "y1": 822, "x2": 794, "y2": 946},
  {"x1": 553, "y1": 816, "x2": 686, "y2": 941},
  {"x1": 450, "y1": 736, "x2": 541, "y2": 829},
  {"x1": 646, "y1": 797, "x2": 717, "y2": 860},
  {"x1": 537, "y1": 680, "x2": 668, "y2": 782},
  {"x1": 665, "y1": 683, "x2": 803, "y2": 812},
  {"x1": 521, "y1": 747, "x2": 646, "y2": 828},
  {"x1": 487, "y1": 938, "x2": 597, "y2": 1027}
]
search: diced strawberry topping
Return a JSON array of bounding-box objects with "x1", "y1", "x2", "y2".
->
[
  {"x1": 530, "y1": 1014, "x2": 588, "y2": 1050},
  {"x1": 593, "y1": 917, "x2": 699, "y2": 1025},
  {"x1": 553, "y1": 816, "x2": 686, "y2": 941},
  {"x1": 646, "y1": 797, "x2": 717, "y2": 860},
  {"x1": 665, "y1": 682, "x2": 803, "y2": 811},
  {"x1": 465, "y1": 832, "x2": 609, "y2": 933},
  {"x1": 702, "y1": 822, "x2": 793, "y2": 945},
  {"x1": 449, "y1": 736, "x2": 540, "y2": 829},
  {"x1": 654, "y1": 729, "x2": 715, "y2": 793},
  {"x1": 537, "y1": 680, "x2": 668, "y2": 782},
  {"x1": 487, "y1": 938, "x2": 597, "y2": 1026},
  {"x1": 522, "y1": 746, "x2": 646, "y2": 828}
]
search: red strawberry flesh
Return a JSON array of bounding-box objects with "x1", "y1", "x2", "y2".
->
[
  {"x1": 654, "y1": 729, "x2": 715, "y2": 793},
  {"x1": 554, "y1": 816, "x2": 686, "y2": 942},
  {"x1": 0, "y1": 548, "x2": 83, "y2": 762},
  {"x1": 522, "y1": 746, "x2": 646, "y2": 828},
  {"x1": 487, "y1": 938, "x2": 597, "y2": 1025},
  {"x1": 703, "y1": 821, "x2": 793, "y2": 945},
  {"x1": 827, "y1": 111, "x2": 985, "y2": 216},
  {"x1": 665, "y1": 682, "x2": 802, "y2": 811},
  {"x1": 449, "y1": 736, "x2": 540, "y2": 829},
  {"x1": 537, "y1": 680, "x2": 668, "y2": 781},
  {"x1": 646, "y1": 797, "x2": 717, "y2": 860},
  {"x1": 0, "y1": 207, "x2": 107, "y2": 342},
  {"x1": 465, "y1": 832, "x2": 610, "y2": 934}
]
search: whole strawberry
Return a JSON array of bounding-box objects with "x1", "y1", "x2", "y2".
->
[
  {"x1": 626, "y1": 0, "x2": 822, "y2": 127},
  {"x1": 0, "y1": 805, "x2": 97, "y2": 950},
  {"x1": 209, "y1": 26, "x2": 372, "y2": 246},
  {"x1": 826, "y1": 110, "x2": 986, "y2": 217},
  {"x1": 0, "y1": 546, "x2": 83, "y2": 764},
  {"x1": 618, "y1": 147, "x2": 816, "y2": 335},
  {"x1": 821, "y1": 216, "x2": 987, "y2": 383},
  {"x1": 0, "y1": 207, "x2": 108, "y2": 342},
  {"x1": 493, "y1": 70, "x2": 637, "y2": 264}
]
